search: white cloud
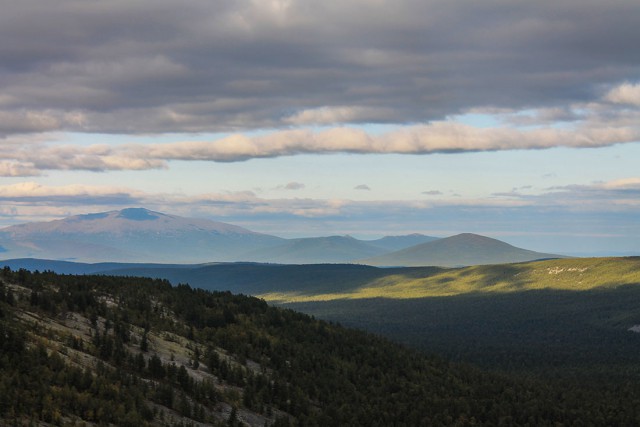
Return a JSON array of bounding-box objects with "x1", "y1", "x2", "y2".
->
[
  {"x1": 1, "y1": 75, "x2": 640, "y2": 177},
  {"x1": 141, "y1": 120, "x2": 639, "y2": 161},
  {"x1": 502, "y1": 177, "x2": 640, "y2": 212},
  {"x1": 284, "y1": 106, "x2": 394, "y2": 125},
  {"x1": 0, "y1": 182, "x2": 140, "y2": 199},
  {"x1": 605, "y1": 82, "x2": 640, "y2": 106},
  {"x1": 0, "y1": 161, "x2": 40, "y2": 177},
  {"x1": 599, "y1": 177, "x2": 640, "y2": 190},
  {"x1": 2, "y1": 107, "x2": 640, "y2": 175}
]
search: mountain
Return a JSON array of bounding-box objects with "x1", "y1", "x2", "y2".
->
[
  {"x1": 362, "y1": 232, "x2": 566, "y2": 267},
  {"x1": 0, "y1": 209, "x2": 564, "y2": 266},
  {"x1": 103, "y1": 262, "x2": 409, "y2": 296},
  {"x1": 238, "y1": 235, "x2": 388, "y2": 263},
  {"x1": 365, "y1": 233, "x2": 440, "y2": 251},
  {"x1": 0, "y1": 208, "x2": 284, "y2": 263},
  {"x1": 2, "y1": 267, "x2": 636, "y2": 425},
  {"x1": 239, "y1": 234, "x2": 440, "y2": 264},
  {"x1": 0, "y1": 258, "x2": 204, "y2": 275}
]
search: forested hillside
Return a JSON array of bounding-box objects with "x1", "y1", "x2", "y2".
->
[{"x1": 3, "y1": 269, "x2": 640, "y2": 425}]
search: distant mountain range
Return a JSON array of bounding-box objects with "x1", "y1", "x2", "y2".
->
[
  {"x1": 367, "y1": 233, "x2": 441, "y2": 252},
  {"x1": 241, "y1": 233, "x2": 440, "y2": 264},
  {"x1": 0, "y1": 208, "x2": 564, "y2": 266},
  {"x1": 242, "y1": 236, "x2": 386, "y2": 264}
]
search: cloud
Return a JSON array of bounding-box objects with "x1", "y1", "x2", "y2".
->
[
  {"x1": 598, "y1": 177, "x2": 640, "y2": 190},
  {"x1": 0, "y1": 110, "x2": 62, "y2": 135},
  {"x1": 354, "y1": 184, "x2": 371, "y2": 191},
  {"x1": 422, "y1": 190, "x2": 443, "y2": 195},
  {"x1": 0, "y1": 161, "x2": 41, "y2": 177},
  {"x1": 0, "y1": 181, "x2": 537, "y2": 223},
  {"x1": 547, "y1": 178, "x2": 640, "y2": 195},
  {"x1": 119, "y1": 115, "x2": 640, "y2": 160},
  {"x1": 503, "y1": 107, "x2": 583, "y2": 126},
  {"x1": 490, "y1": 177, "x2": 640, "y2": 212},
  {"x1": 2, "y1": 97, "x2": 640, "y2": 175},
  {"x1": 606, "y1": 83, "x2": 640, "y2": 106},
  {"x1": 283, "y1": 182, "x2": 305, "y2": 190},
  {"x1": 1, "y1": 1, "x2": 639, "y2": 136},
  {"x1": 0, "y1": 139, "x2": 168, "y2": 176},
  {"x1": 0, "y1": 182, "x2": 142, "y2": 205},
  {"x1": 284, "y1": 106, "x2": 395, "y2": 126}
]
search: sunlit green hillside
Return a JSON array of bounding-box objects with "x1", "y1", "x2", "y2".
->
[{"x1": 260, "y1": 257, "x2": 640, "y2": 302}]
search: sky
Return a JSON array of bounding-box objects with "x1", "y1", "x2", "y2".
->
[{"x1": 1, "y1": 0, "x2": 639, "y2": 255}]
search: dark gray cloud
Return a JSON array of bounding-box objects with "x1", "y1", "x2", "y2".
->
[
  {"x1": 1, "y1": 0, "x2": 639, "y2": 136},
  {"x1": 354, "y1": 184, "x2": 371, "y2": 191},
  {"x1": 422, "y1": 190, "x2": 443, "y2": 196}
]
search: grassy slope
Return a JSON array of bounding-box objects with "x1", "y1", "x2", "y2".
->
[{"x1": 260, "y1": 257, "x2": 640, "y2": 302}]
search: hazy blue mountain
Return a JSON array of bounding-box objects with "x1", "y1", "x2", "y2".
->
[
  {"x1": 0, "y1": 209, "x2": 564, "y2": 266},
  {"x1": 0, "y1": 258, "x2": 204, "y2": 275},
  {"x1": 366, "y1": 233, "x2": 440, "y2": 251},
  {"x1": 238, "y1": 235, "x2": 389, "y2": 263},
  {"x1": 362, "y1": 233, "x2": 566, "y2": 267},
  {"x1": 0, "y1": 208, "x2": 284, "y2": 263}
]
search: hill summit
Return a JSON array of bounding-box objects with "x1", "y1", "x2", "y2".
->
[{"x1": 363, "y1": 233, "x2": 565, "y2": 267}]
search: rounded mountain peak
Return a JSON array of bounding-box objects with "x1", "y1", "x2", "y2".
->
[{"x1": 115, "y1": 208, "x2": 164, "y2": 221}]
